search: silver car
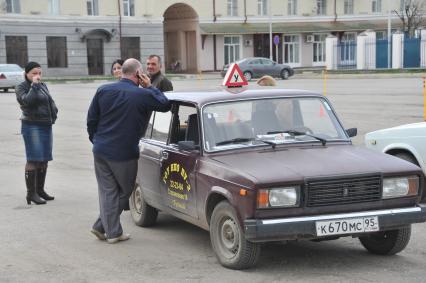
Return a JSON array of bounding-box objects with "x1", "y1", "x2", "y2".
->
[
  {"x1": 221, "y1": 57, "x2": 294, "y2": 81},
  {"x1": 0, "y1": 64, "x2": 24, "y2": 92}
]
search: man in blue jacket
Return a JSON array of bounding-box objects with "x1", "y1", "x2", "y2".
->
[{"x1": 87, "y1": 58, "x2": 170, "y2": 244}]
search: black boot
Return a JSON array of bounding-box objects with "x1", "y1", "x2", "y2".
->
[
  {"x1": 36, "y1": 167, "x2": 54, "y2": 201},
  {"x1": 25, "y1": 170, "x2": 46, "y2": 205}
]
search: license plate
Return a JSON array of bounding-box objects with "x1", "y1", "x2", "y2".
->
[{"x1": 316, "y1": 216, "x2": 379, "y2": 236}]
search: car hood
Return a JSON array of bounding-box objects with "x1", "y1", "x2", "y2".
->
[
  {"x1": 366, "y1": 122, "x2": 426, "y2": 139},
  {"x1": 209, "y1": 144, "x2": 421, "y2": 185}
]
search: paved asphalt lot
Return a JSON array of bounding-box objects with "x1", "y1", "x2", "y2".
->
[{"x1": 0, "y1": 76, "x2": 425, "y2": 282}]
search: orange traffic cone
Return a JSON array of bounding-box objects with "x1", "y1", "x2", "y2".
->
[{"x1": 319, "y1": 104, "x2": 325, "y2": 117}]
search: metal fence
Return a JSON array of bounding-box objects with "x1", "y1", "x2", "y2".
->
[{"x1": 333, "y1": 41, "x2": 357, "y2": 70}]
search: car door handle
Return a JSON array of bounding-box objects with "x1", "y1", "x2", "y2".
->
[{"x1": 161, "y1": 151, "x2": 169, "y2": 161}]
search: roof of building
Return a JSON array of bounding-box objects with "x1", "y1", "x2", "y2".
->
[{"x1": 199, "y1": 19, "x2": 401, "y2": 34}]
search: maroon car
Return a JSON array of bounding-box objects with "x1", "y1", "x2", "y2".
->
[{"x1": 129, "y1": 88, "x2": 426, "y2": 269}]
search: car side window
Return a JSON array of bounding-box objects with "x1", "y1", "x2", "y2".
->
[
  {"x1": 261, "y1": 59, "x2": 273, "y2": 65},
  {"x1": 249, "y1": 59, "x2": 261, "y2": 65},
  {"x1": 151, "y1": 111, "x2": 172, "y2": 143},
  {"x1": 170, "y1": 104, "x2": 198, "y2": 145}
]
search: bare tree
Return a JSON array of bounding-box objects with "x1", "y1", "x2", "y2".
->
[{"x1": 394, "y1": 0, "x2": 426, "y2": 38}]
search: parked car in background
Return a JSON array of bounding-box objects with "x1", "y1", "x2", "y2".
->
[
  {"x1": 221, "y1": 57, "x2": 294, "y2": 81},
  {"x1": 0, "y1": 64, "x2": 24, "y2": 92},
  {"x1": 129, "y1": 88, "x2": 426, "y2": 269},
  {"x1": 365, "y1": 122, "x2": 426, "y2": 201}
]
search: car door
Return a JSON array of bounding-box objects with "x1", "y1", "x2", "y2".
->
[
  {"x1": 160, "y1": 103, "x2": 200, "y2": 219},
  {"x1": 137, "y1": 110, "x2": 172, "y2": 209},
  {"x1": 261, "y1": 58, "x2": 280, "y2": 76},
  {"x1": 248, "y1": 59, "x2": 263, "y2": 77}
]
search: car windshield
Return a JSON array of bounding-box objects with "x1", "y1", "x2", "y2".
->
[
  {"x1": 202, "y1": 97, "x2": 348, "y2": 152},
  {"x1": 0, "y1": 65, "x2": 23, "y2": 72}
]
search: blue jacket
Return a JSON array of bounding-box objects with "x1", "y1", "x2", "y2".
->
[{"x1": 87, "y1": 78, "x2": 170, "y2": 161}]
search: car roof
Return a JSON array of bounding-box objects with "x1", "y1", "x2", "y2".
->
[{"x1": 165, "y1": 87, "x2": 322, "y2": 107}]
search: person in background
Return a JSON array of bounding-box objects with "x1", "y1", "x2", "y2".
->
[
  {"x1": 15, "y1": 62, "x2": 58, "y2": 205},
  {"x1": 146, "y1": 55, "x2": 173, "y2": 92},
  {"x1": 87, "y1": 58, "x2": 170, "y2": 244},
  {"x1": 257, "y1": 75, "x2": 277, "y2": 86},
  {"x1": 111, "y1": 59, "x2": 124, "y2": 79}
]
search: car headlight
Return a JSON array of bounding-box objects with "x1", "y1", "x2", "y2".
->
[
  {"x1": 382, "y1": 176, "x2": 419, "y2": 199},
  {"x1": 257, "y1": 187, "x2": 300, "y2": 208}
]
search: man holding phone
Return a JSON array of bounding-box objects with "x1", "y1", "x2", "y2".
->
[{"x1": 87, "y1": 58, "x2": 170, "y2": 244}]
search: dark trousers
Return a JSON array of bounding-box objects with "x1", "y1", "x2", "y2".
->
[{"x1": 92, "y1": 155, "x2": 137, "y2": 239}]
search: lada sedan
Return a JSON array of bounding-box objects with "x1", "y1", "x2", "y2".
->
[
  {"x1": 0, "y1": 64, "x2": 24, "y2": 92},
  {"x1": 129, "y1": 89, "x2": 426, "y2": 269},
  {"x1": 365, "y1": 122, "x2": 426, "y2": 201}
]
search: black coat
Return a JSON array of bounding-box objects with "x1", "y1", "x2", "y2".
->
[{"x1": 16, "y1": 80, "x2": 58, "y2": 125}]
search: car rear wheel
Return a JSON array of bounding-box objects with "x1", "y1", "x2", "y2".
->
[
  {"x1": 281, "y1": 69, "x2": 290, "y2": 80},
  {"x1": 209, "y1": 201, "x2": 260, "y2": 269},
  {"x1": 243, "y1": 71, "x2": 252, "y2": 81},
  {"x1": 129, "y1": 183, "x2": 158, "y2": 227},
  {"x1": 359, "y1": 226, "x2": 411, "y2": 255}
]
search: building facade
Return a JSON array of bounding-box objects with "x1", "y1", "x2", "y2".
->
[{"x1": 0, "y1": 0, "x2": 421, "y2": 76}]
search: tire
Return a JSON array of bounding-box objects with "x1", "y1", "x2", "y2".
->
[
  {"x1": 209, "y1": 201, "x2": 260, "y2": 269},
  {"x1": 129, "y1": 183, "x2": 158, "y2": 227},
  {"x1": 359, "y1": 226, "x2": 411, "y2": 255},
  {"x1": 281, "y1": 69, "x2": 290, "y2": 80},
  {"x1": 243, "y1": 71, "x2": 252, "y2": 81}
]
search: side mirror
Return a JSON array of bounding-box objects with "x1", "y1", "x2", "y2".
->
[
  {"x1": 346, "y1": 128, "x2": 357, "y2": 138},
  {"x1": 178, "y1": 141, "x2": 198, "y2": 151}
]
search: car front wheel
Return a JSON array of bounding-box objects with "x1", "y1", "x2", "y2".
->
[
  {"x1": 209, "y1": 201, "x2": 260, "y2": 269},
  {"x1": 281, "y1": 69, "x2": 290, "y2": 80},
  {"x1": 359, "y1": 226, "x2": 411, "y2": 255},
  {"x1": 129, "y1": 183, "x2": 158, "y2": 227},
  {"x1": 243, "y1": 71, "x2": 252, "y2": 81}
]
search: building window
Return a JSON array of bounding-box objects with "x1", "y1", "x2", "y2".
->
[
  {"x1": 87, "y1": 0, "x2": 98, "y2": 16},
  {"x1": 48, "y1": 0, "x2": 60, "y2": 15},
  {"x1": 46, "y1": 37, "x2": 68, "y2": 68},
  {"x1": 6, "y1": 0, "x2": 20, "y2": 13},
  {"x1": 340, "y1": 33, "x2": 356, "y2": 64},
  {"x1": 123, "y1": 0, "x2": 135, "y2": 16},
  {"x1": 287, "y1": 0, "x2": 297, "y2": 16},
  {"x1": 344, "y1": 0, "x2": 354, "y2": 14},
  {"x1": 283, "y1": 35, "x2": 300, "y2": 65},
  {"x1": 257, "y1": 0, "x2": 267, "y2": 16},
  {"x1": 5, "y1": 36, "x2": 27, "y2": 68},
  {"x1": 372, "y1": 0, "x2": 382, "y2": 13},
  {"x1": 313, "y1": 34, "x2": 327, "y2": 63},
  {"x1": 227, "y1": 0, "x2": 238, "y2": 16},
  {"x1": 121, "y1": 37, "x2": 140, "y2": 60},
  {"x1": 316, "y1": 0, "x2": 326, "y2": 15},
  {"x1": 376, "y1": 31, "x2": 387, "y2": 40},
  {"x1": 224, "y1": 36, "x2": 241, "y2": 65}
]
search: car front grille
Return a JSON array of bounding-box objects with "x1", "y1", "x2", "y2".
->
[{"x1": 306, "y1": 175, "x2": 382, "y2": 207}]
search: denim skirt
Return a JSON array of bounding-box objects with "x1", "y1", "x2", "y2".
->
[{"x1": 21, "y1": 122, "x2": 53, "y2": 161}]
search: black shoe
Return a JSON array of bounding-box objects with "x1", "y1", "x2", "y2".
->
[
  {"x1": 36, "y1": 167, "x2": 54, "y2": 201},
  {"x1": 25, "y1": 170, "x2": 46, "y2": 205}
]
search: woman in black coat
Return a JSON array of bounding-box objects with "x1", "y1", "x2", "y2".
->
[{"x1": 16, "y1": 62, "x2": 58, "y2": 205}]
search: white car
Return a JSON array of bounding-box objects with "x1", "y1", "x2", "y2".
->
[
  {"x1": 0, "y1": 64, "x2": 24, "y2": 92},
  {"x1": 365, "y1": 122, "x2": 426, "y2": 201}
]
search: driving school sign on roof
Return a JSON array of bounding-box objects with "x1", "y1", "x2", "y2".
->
[{"x1": 222, "y1": 63, "x2": 248, "y2": 87}]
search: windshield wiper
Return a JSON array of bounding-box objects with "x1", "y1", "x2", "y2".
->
[
  {"x1": 267, "y1": 130, "x2": 327, "y2": 146},
  {"x1": 216, "y1": 137, "x2": 255, "y2": 146}
]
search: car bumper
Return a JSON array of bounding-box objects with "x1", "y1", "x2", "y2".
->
[{"x1": 244, "y1": 205, "x2": 426, "y2": 242}]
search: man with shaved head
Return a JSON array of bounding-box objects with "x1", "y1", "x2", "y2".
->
[{"x1": 87, "y1": 58, "x2": 170, "y2": 244}]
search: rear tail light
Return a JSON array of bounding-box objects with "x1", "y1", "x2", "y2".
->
[{"x1": 0, "y1": 74, "x2": 6, "y2": 79}]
